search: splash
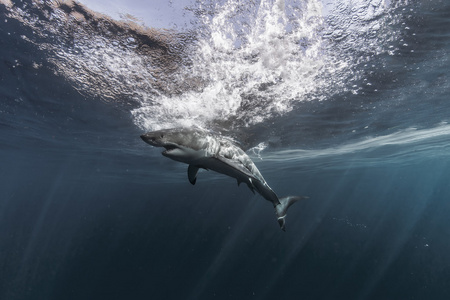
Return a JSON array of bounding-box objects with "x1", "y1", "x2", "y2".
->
[
  {"x1": 133, "y1": 0, "x2": 329, "y2": 130},
  {"x1": 132, "y1": 0, "x2": 408, "y2": 130},
  {"x1": 1, "y1": 0, "x2": 409, "y2": 131}
]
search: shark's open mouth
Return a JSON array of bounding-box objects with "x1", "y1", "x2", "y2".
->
[{"x1": 162, "y1": 144, "x2": 178, "y2": 154}]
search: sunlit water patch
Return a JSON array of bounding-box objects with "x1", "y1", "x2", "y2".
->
[{"x1": 257, "y1": 123, "x2": 450, "y2": 173}]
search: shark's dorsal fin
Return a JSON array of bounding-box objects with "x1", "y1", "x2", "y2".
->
[
  {"x1": 213, "y1": 155, "x2": 255, "y2": 178},
  {"x1": 212, "y1": 155, "x2": 258, "y2": 194},
  {"x1": 188, "y1": 165, "x2": 199, "y2": 185}
]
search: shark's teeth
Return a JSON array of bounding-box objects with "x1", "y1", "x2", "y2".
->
[{"x1": 164, "y1": 145, "x2": 178, "y2": 151}]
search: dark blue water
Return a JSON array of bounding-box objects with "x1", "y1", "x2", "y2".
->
[{"x1": 2, "y1": 0, "x2": 450, "y2": 299}]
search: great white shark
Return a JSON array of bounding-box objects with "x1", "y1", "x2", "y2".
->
[{"x1": 140, "y1": 128, "x2": 307, "y2": 231}]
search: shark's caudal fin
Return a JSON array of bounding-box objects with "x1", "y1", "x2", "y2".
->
[{"x1": 275, "y1": 196, "x2": 309, "y2": 231}]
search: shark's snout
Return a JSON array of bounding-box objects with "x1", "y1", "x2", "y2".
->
[{"x1": 140, "y1": 134, "x2": 157, "y2": 145}]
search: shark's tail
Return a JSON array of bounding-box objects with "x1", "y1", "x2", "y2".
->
[{"x1": 275, "y1": 196, "x2": 309, "y2": 231}]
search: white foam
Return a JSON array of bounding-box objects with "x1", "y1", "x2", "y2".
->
[
  {"x1": 3, "y1": 0, "x2": 409, "y2": 131},
  {"x1": 132, "y1": 0, "x2": 408, "y2": 130}
]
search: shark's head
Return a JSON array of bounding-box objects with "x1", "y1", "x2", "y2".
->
[
  {"x1": 140, "y1": 128, "x2": 208, "y2": 162},
  {"x1": 140, "y1": 129, "x2": 181, "y2": 154},
  {"x1": 140, "y1": 130, "x2": 170, "y2": 148}
]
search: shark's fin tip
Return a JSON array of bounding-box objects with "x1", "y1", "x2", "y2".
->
[{"x1": 188, "y1": 165, "x2": 199, "y2": 185}]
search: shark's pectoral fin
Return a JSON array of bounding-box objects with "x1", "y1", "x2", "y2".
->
[{"x1": 188, "y1": 165, "x2": 199, "y2": 185}]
